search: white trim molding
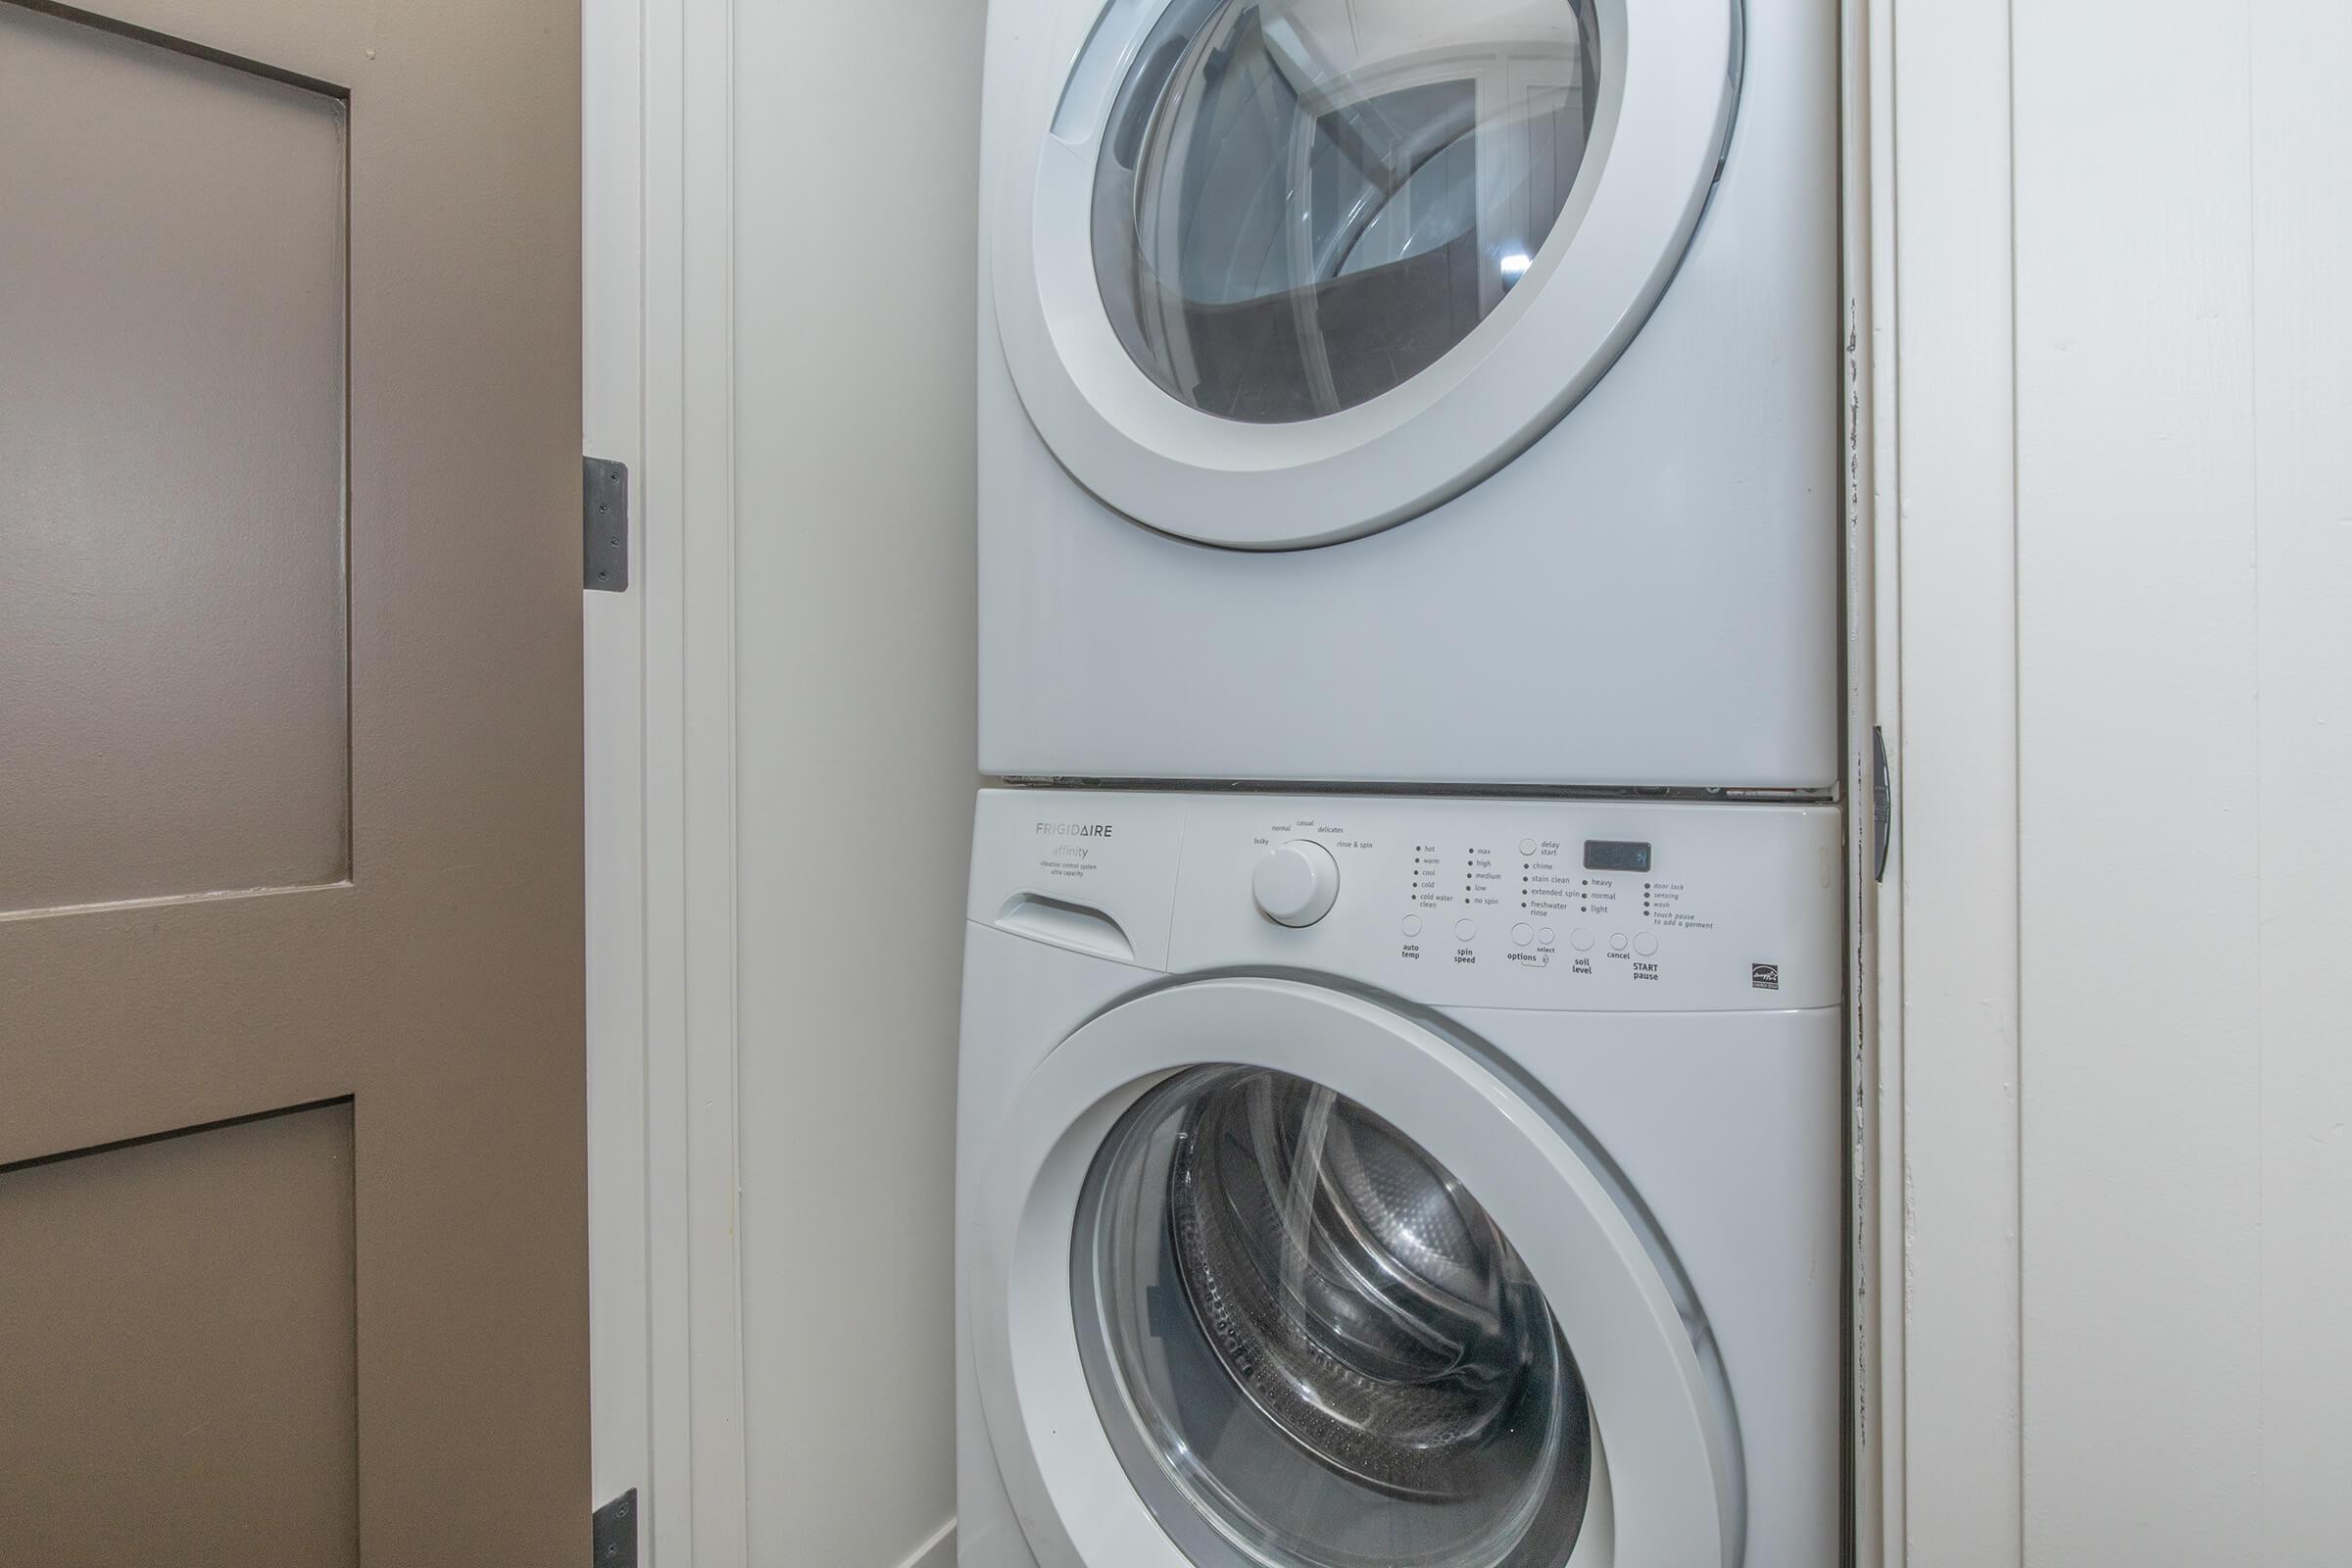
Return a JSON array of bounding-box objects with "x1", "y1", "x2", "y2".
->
[
  {"x1": 584, "y1": 0, "x2": 652, "y2": 1533},
  {"x1": 1845, "y1": 1, "x2": 2036, "y2": 1562},
  {"x1": 1840, "y1": 0, "x2": 1898, "y2": 1561},
  {"x1": 1849, "y1": 0, "x2": 2039, "y2": 1557},
  {"x1": 1881, "y1": 1, "x2": 2031, "y2": 1565},
  {"x1": 647, "y1": 0, "x2": 751, "y2": 1555},
  {"x1": 586, "y1": 0, "x2": 748, "y2": 1558}
]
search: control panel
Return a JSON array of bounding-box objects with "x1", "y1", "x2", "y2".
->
[{"x1": 969, "y1": 791, "x2": 1842, "y2": 1012}]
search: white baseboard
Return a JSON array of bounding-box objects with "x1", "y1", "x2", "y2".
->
[{"x1": 894, "y1": 1518, "x2": 956, "y2": 1568}]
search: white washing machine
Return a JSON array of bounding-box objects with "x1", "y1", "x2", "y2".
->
[
  {"x1": 957, "y1": 789, "x2": 1843, "y2": 1567},
  {"x1": 979, "y1": 0, "x2": 1839, "y2": 790}
]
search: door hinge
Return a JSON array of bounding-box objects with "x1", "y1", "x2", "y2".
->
[
  {"x1": 593, "y1": 1489, "x2": 637, "y2": 1568},
  {"x1": 1871, "y1": 725, "x2": 1892, "y2": 883},
  {"x1": 584, "y1": 456, "x2": 629, "y2": 592}
]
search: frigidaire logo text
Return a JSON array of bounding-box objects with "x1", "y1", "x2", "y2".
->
[{"x1": 1036, "y1": 822, "x2": 1115, "y2": 839}]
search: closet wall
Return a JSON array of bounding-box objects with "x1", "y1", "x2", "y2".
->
[
  {"x1": 732, "y1": 0, "x2": 984, "y2": 1563},
  {"x1": 585, "y1": 1, "x2": 983, "y2": 1564}
]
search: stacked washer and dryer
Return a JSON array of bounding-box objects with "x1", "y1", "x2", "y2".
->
[{"x1": 959, "y1": 2, "x2": 1842, "y2": 1566}]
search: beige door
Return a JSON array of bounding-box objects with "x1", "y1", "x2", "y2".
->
[{"x1": 0, "y1": 0, "x2": 586, "y2": 1561}]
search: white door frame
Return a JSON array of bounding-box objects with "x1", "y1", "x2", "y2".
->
[
  {"x1": 1846, "y1": 0, "x2": 2033, "y2": 1564},
  {"x1": 1841, "y1": 1, "x2": 1895, "y2": 1560},
  {"x1": 584, "y1": 0, "x2": 750, "y2": 1560}
]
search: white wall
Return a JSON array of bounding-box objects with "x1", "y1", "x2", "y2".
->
[
  {"x1": 586, "y1": 1, "x2": 982, "y2": 1564},
  {"x1": 1887, "y1": 0, "x2": 2352, "y2": 1559},
  {"x1": 730, "y1": 1, "x2": 983, "y2": 1566}
]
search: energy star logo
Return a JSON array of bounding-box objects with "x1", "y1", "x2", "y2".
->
[{"x1": 1751, "y1": 963, "x2": 1781, "y2": 992}]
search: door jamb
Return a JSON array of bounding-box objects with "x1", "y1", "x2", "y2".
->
[
  {"x1": 585, "y1": 0, "x2": 750, "y2": 1559},
  {"x1": 1842, "y1": 0, "x2": 1901, "y2": 1562}
]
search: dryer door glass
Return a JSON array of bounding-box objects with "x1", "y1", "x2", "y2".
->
[
  {"x1": 1094, "y1": 0, "x2": 1603, "y2": 425},
  {"x1": 1074, "y1": 1065, "x2": 1593, "y2": 1568}
]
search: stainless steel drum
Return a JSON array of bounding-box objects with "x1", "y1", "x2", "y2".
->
[{"x1": 1075, "y1": 1065, "x2": 1594, "y2": 1568}]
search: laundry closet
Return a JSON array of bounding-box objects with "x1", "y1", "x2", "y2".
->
[{"x1": 578, "y1": 1, "x2": 2352, "y2": 1565}]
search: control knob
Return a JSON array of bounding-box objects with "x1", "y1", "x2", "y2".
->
[{"x1": 1251, "y1": 840, "x2": 1341, "y2": 928}]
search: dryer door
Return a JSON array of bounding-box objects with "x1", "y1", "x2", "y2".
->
[
  {"x1": 968, "y1": 977, "x2": 1739, "y2": 1568},
  {"x1": 992, "y1": 0, "x2": 1739, "y2": 549}
]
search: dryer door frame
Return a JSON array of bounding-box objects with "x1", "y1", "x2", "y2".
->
[
  {"x1": 965, "y1": 976, "x2": 1740, "y2": 1568},
  {"x1": 990, "y1": 0, "x2": 1741, "y2": 550}
]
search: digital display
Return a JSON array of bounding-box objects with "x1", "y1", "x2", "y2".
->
[{"x1": 1584, "y1": 840, "x2": 1653, "y2": 873}]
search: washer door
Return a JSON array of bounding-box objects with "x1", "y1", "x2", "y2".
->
[
  {"x1": 968, "y1": 978, "x2": 1739, "y2": 1568},
  {"x1": 992, "y1": 0, "x2": 1739, "y2": 549}
]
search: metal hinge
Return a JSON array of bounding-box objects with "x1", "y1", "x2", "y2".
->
[
  {"x1": 592, "y1": 1489, "x2": 637, "y2": 1568},
  {"x1": 584, "y1": 457, "x2": 629, "y2": 592},
  {"x1": 1871, "y1": 726, "x2": 1892, "y2": 883}
]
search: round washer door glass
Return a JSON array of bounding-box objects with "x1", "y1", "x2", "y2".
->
[
  {"x1": 1075, "y1": 1064, "x2": 1593, "y2": 1568},
  {"x1": 1095, "y1": 0, "x2": 1604, "y2": 425}
]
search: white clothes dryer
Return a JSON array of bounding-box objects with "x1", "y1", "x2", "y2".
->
[
  {"x1": 957, "y1": 789, "x2": 1844, "y2": 1567},
  {"x1": 979, "y1": 0, "x2": 1839, "y2": 790}
]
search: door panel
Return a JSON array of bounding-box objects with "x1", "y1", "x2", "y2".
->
[
  {"x1": 1, "y1": 4, "x2": 349, "y2": 914},
  {"x1": 0, "y1": 0, "x2": 586, "y2": 1557},
  {"x1": 0, "y1": 1104, "x2": 361, "y2": 1568}
]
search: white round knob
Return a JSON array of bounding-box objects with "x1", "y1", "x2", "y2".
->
[{"x1": 1252, "y1": 840, "x2": 1341, "y2": 927}]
